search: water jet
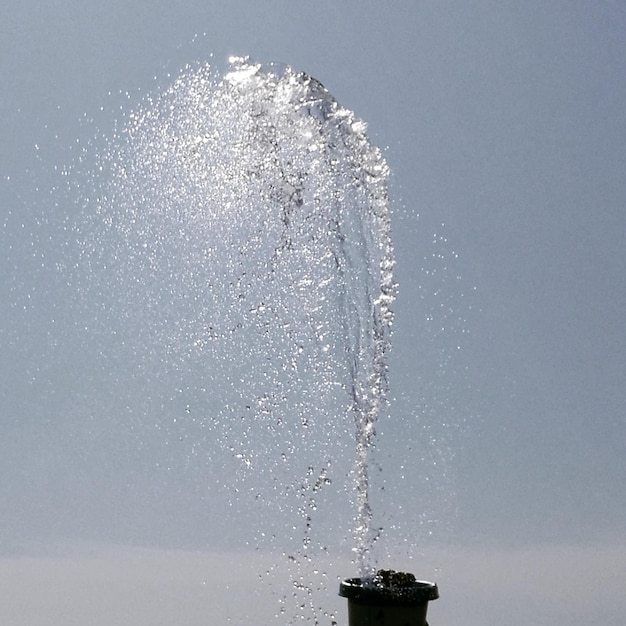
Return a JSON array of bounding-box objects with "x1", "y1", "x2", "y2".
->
[{"x1": 72, "y1": 56, "x2": 439, "y2": 623}]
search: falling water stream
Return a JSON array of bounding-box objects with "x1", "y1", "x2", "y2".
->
[{"x1": 71, "y1": 57, "x2": 395, "y2": 622}]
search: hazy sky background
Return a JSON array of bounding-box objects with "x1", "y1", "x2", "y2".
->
[{"x1": 1, "y1": 1, "x2": 625, "y2": 624}]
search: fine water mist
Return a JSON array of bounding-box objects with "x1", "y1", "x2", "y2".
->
[{"x1": 38, "y1": 57, "x2": 396, "y2": 621}]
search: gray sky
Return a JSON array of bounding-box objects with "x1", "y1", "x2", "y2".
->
[{"x1": 1, "y1": 1, "x2": 625, "y2": 624}]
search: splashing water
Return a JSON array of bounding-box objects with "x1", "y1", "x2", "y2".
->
[{"x1": 75, "y1": 57, "x2": 395, "y2": 619}]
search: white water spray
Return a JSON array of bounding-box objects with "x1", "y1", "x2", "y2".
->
[{"x1": 76, "y1": 57, "x2": 395, "y2": 619}]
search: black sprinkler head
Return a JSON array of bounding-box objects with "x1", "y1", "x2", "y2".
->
[{"x1": 339, "y1": 570, "x2": 438, "y2": 626}]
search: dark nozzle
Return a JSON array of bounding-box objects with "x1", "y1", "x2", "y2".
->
[{"x1": 339, "y1": 570, "x2": 438, "y2": 626}]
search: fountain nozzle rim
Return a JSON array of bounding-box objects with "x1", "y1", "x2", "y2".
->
[{"x1": 339, "y1": 575, "x2": 439, "y2": 607}]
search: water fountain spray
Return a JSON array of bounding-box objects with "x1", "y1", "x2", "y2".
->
[{"x1": 75, "y1": 56, "x2": 438, "y2": 624}]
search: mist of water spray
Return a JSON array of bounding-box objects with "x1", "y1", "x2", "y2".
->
[{"x1": 74, "y1": 56, "x2": 394, "y2": 619}]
